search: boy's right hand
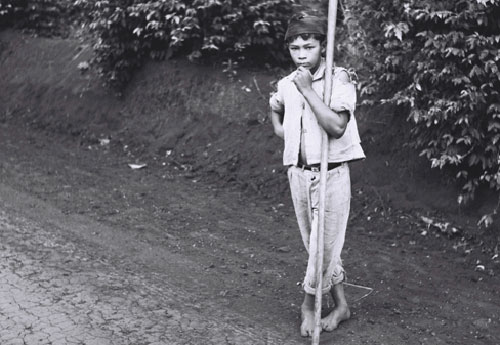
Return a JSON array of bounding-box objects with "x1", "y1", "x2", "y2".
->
[{"x1": 292, "y1": 67, "x2": 313, "y2": 95}]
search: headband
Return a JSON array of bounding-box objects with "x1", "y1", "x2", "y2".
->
[{"x1": 284, "y1": 15, "x2": 327, "y2": 41}]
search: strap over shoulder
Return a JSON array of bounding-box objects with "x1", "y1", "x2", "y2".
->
[{"x1": 333, "y1": 67, "x2": 358, "y2": 85}]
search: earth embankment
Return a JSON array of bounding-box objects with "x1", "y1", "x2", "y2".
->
[{"x1": 0, "y1": 29, "x2": 496, "y2": 239}]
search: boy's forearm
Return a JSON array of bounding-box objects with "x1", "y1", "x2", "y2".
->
[
  {"x1": 301, "y1": 88, "x2": 348, "y2": 139},
  {"x1": 270, "y1": 110, "x2": 285, "y2": 139}
]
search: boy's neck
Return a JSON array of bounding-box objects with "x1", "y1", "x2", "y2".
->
[
  {"x1": 308, "y1": 58, "x2": 325, "y2": 78},
  {"x1": 309, "y1": 64, "x2": 320, "y2": 75}
]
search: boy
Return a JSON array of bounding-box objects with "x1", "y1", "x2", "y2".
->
[{"x1": 269, "y1": 14, "x2": 365, "y2": 337}]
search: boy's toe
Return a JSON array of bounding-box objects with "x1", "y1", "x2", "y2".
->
[
  {"x1": 300, "y1": 321, "x2": 315, "y2": 337},
  {"x1": 321, "y1": 319, "x2": 338, "y2": 332}
]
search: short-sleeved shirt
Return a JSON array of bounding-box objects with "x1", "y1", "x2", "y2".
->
[{"x1": 269, "y1": 59, "x2": 365, "y2": 166}]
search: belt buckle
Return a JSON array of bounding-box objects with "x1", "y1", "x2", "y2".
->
[{"x1": 311, "y1": 166, "x2": 320, "y2": 172}]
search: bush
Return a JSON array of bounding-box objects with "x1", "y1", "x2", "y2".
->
[
  {"x1": 0, "y1": 0, "x2": 73, "y2": 36},
  {"x1": 346, "y1": 0, "x2": 500, "y2": 224},
  {"x1": 75, "y1": 0, "x2": 294, "y2": 88},
  {"x1": 0, "y1": 0, "x2": 28, "y2": 28}
]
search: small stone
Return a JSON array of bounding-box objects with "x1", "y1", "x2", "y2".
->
[
  {"x1": 277, "y1": 246, "x2": 291, "y2": 253},
  {"x1": 472, "y1": 318, "x2": 491, "y2": 330}
]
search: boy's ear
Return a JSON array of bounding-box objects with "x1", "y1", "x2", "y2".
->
[{"x1": 321, "y1": 42, "x2": 326, "y2": 56}]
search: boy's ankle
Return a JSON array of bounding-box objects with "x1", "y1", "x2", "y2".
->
[{"x1": 302, "y1": 293, "x2": 315, "y2": 310}]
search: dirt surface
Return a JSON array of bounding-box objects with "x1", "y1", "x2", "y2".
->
[{"x1": 0, "y1": 31, "x2": 500, "y2": 344}]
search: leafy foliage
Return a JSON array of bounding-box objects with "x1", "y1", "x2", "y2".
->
[
  {"x1": 346, "y1": 0, "x2": 500, "y2": 220},
  {"x1": 0, "y1": 0, "x2": 74, "y2": 35},
  {"x1": 74, "y1": 0, "x2": 294, "y2": 88},
  {"x1": 0, "y1": 0, "x2": 28, "y2": 28}
]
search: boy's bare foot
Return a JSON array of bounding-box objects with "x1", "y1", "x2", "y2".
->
[
  {"x1": 300, "y1": 294, "x2": 316, "y2": 337},
  {"x1": 320, "y1": 304, "x2": 350, "y2": 332}
]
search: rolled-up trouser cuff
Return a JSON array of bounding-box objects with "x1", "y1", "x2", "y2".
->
[{"x1": 303, "y1": 270, "x2": 345, "y2": 295}]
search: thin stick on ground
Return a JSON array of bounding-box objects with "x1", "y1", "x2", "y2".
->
[{"x1": 344, "y1": 282, "x2": 374, "y2": 303}]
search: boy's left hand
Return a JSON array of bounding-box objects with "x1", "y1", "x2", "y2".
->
[{"x1": 292, "y1": 67, "x2": 313, "y2": 94}]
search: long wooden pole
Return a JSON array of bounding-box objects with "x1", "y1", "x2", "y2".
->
[{"x1": 312, "y1": 0, "x2": 338, "y2": 343}]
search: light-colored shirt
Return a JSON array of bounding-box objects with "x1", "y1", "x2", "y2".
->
[{"x1": 269, "y1": 60, "x2": 365, "y2": 166}]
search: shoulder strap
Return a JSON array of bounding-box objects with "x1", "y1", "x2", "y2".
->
[{"x1": 333, "y1": 67, "x2": 358, "y2": 84}]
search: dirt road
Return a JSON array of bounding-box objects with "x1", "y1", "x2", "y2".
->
[
  {"x1": 0, "y1": 188, "x2": 305, "y2": 345},
  {"x1": 0, "y1": 123, "x2": 499, "y2": 345}
]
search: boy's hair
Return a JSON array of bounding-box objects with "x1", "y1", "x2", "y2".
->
[
  {"x1": 286, "y1": 33, "x2": 326, "y2": 45},
  {"x1": 285, "y1": 14, "x2": 327, "y2": 43}
]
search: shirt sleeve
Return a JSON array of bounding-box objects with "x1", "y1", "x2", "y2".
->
[
  {"x1": 330, "y1": 68, "x2": 357, "y2": 120},
  {"x1": 269, "y1": 81, "x2": 284, "y2": 114}
]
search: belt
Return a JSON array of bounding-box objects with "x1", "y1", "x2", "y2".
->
[{"x1": 296, "y1": 162, "x2": 342, "y2": 172}]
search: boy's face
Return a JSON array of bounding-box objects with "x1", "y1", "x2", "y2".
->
[{"x1": 288, "y1": 36, "x2": 323, "y2": 74}]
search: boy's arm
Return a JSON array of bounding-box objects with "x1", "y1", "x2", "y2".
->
[
  {"x1": 269, "y1": 84, "x2": 285, "y2": 140},
  {"x1": 293, "y1": 67, "x2": 349, "y2": 139},
  {"x1": 270, "y1": 109, "x2": 284, "y2": 139}
]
